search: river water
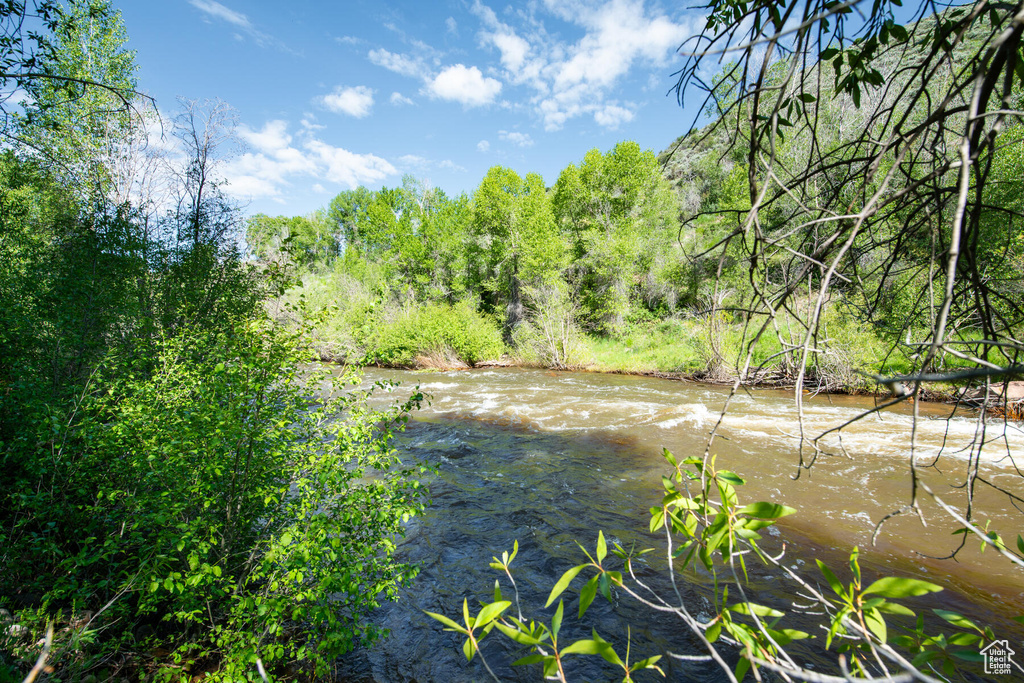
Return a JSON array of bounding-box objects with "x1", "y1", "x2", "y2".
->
[{"x1": 334, "y1": 367, "x2": 1024, "y2": 682}]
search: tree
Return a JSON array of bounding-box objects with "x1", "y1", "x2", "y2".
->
[
  {"x1": 327, "y1": 185, "x2": 375, "y2": 251},
  {"x1": 246, "y1": 211, "x2": 337, "y2": 268},
  {"x1": 171, "y1": 97, "x2": 239, "y2": 249},
  {"x1": 659, "y1": 0, "x2": 1024, "y2": 678},
  {"x1": 553, "y1": 142, "x2": 677, "y2": 333},
  {"x1": 471, "y1": 166, "x2": 565, "y2": 338},
  {"x1": 14, "y1": 0, "x2": 136, "y2": 200}
]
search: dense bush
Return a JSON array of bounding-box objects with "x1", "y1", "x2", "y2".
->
[
  {"x1": 359, "y1": 300, "x2": 505, "y2": 368},
  {"x1": 0, "y1": 316, "x2": 428, "y2": 680}
]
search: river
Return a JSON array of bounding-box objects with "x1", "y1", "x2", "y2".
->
[{"x1": 334, "y1": 367, "x2": 1024, "y2": 682}]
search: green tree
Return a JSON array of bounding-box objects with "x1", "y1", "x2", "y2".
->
[
  {"x1": 327, "y1": 185, "x2": 375, "y2": 251},
  {"x1": 15, "y1": 0, "x2": 137, "y2": 199},
  {"x1": 246, "y1": 211, "x2": 338, "y2": 269},
  {"x1": 553, "y1": 142, "x2": 677, "y2": 333},
  {"x1": 471, "y1": 166, "x2": 566, "y2": 337}
]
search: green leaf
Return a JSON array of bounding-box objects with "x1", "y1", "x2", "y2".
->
[
  {"x1": 463, "y1": 636, "x2": 475, "y2": 662},
  {"x1": 475, "y1": 600, "x2": 511, "y2": 628},
  {"x1": 551, "y1": 599, "x2": 564, "y2": 639},
  {"x1": 876, "y1": 601, "x2": 915, "y2": 617},
  {"x1": 727, "y1": 602, "x2": 785, "y2": 618},
  {"x1": 589, "y1": 631, "x2": 624, "y2": 667},
  {"x1": 423, "y1": 610, "x2": 466, "y2": 633},
  {"x1": 596, "y1": 530, "x2": 607, "y2": 564},
  {"x1": 561, "y1": 638, "x2": 604, "y2": 656},
  {"x1": 717, "y1": 470, "x2": 745, "y2": 486},
  {"x1": 738, "y1": 502, "x2": 796, "y2": 519},
  {"x1": 632, "y1": 655, "x2": 663, "y2": 671},
  {"x1": 951, "y1": 650, "x2": 985, "y2": 662},
  {"x1": 735, "y1": 656, "x2": 751, "y2": 681},
  {"x1": 579, "y1": 574, "x2": 599, "y2": 619},
  {"x1": 820, "y1": 47, "x2": 840, "y2": 60},
  {"x1": 864, "y1": 577, "x2": 942, "y2": 598},
  {"x1": 934, "y1": 609, "x2": 978, "y2": 630},
  {"x1": 848, "y1": 547, "x2": 861, "y2": 586},
  {"x1": 864, "y1": 607, "x2": 887, "y2": 642},
  {"x1": 512, "y1": 653, "x2": 545, "y2": 666},
  {"x1": 495, "y1": 621, "x2": 541, "y2": 646},
  {"x1": 545, "y1": 564, "x2": 588, "y2": 607},
  {"x1": 817, "y1": 560, "x2": 844, "y2": 596}
]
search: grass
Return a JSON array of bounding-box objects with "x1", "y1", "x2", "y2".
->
[
  {"x1": 586, "y1": 318, "x2": 703, "y2": 373},
  {"x1": 579, "y1": 310, "x2": 943, "y2": 396}
]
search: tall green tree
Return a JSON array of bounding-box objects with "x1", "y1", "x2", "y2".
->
[
  {"x1": 16, "y1": 0, "x2": 136, "y2": 199},
  {"x1": 471, "y1": 166, "x2": 565, "y2": 337},
  {"x1": 553, "y1": 141, "x2": 677, "y2": 333},
  {"x1": 327, "y1": 185, "x2": 375, "y2": 250}
]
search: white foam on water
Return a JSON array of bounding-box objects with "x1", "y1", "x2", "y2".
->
[
  {"x1": 716, "y1": 406, "x2": 1024, "y2": 468},
  {"x1": 653, "y1": 403, "x2": 713, "y2": 429}
]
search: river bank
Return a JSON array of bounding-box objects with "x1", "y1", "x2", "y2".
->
[{"x1": 307, "y1": 312, "x2": 984, "y2": 404}]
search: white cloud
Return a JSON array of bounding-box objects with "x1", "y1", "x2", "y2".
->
[
  {"x1": 593, "y1": 104, "x2": 635, "y2": 128},
  {"x1": 477, "y1": 140, "x2": 490, "y2": 152},
  {"x1": 446, "y1": 17, "x2": 458, "y2": 34},
  {"x1": 335, "y1": 35, "x2": 360, "y2": 45},
  {"x1": 399, "y1": 154, "x2": 429, "y2": 168},
  {"x1": 426, "y1": 64, "x2": 502, "y2": 107},
  {"x1": 490, "y1": 32, "x2": 531, "y2": 72},
  {"x1": 440, "y1": 159, "x2": 466, "y2": 172},
  {"x1": 305, "y1": 139, "x2": 396, "y2": 188},
  {"x1": 369, "y1": 48, "x2": 424, "y2": 78},
  {"x1": 390, "y1": 92, "x2": 415, "y2": 106},
  {"x1": 238, "y1": 119, "x2": 291, "y2": 152},
  {"x1": 300, "y1": 115, "x2": 325, "y2": 132},
  {"x1": 188, "y1": 0, "x2": 251, "y2": 29},
  {"x1": 221, "y1": 120, "x2": 397, "y2": 200},
  {"x1": 471, "y1": 0, "x2": 693, "y2": 130},
  {"x1": 499, "y1": 130, "x2": 534, "y2": 147},
  {"x1": 321, "y1": 86, "x2": 375, "y2": 118},
  {"x1": 188, "y1": 0, "x2": 295, "y2": 53}
]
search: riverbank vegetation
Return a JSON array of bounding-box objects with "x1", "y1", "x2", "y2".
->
[{"x1": 0, "y1": 2, "x2": 427, "y2": 680}]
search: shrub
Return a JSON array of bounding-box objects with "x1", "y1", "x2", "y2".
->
[
  {"x1": 514, "y1": 285, "x2": 592, "y2": 370},
  {"x1": 0, "y1": 317, "x2": 428, "y2": 680},
  {"x1": 360, "y1": 300, "x2": 505, "y2": 368}
]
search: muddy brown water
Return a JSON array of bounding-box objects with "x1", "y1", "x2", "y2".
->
[{"x1": 332, "y1": 367, "x2": 1024, "y2": 682}]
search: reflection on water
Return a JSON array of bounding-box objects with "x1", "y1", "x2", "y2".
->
[{"x1": 335, "y1": 367, "x2": 1024, "y2": 681}]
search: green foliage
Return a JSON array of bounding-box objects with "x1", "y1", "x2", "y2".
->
[
  {"x1": 426, "y1": 534, "x2": 665, "y2": 683},
  {"x1": 471, "y1": 166, "x2": 566, "y2": 336},
  {"x1": 246, "y1": 211, "x2": 337, "y2": 269},
  {"x1": 15, "y1": 0, "x2": 137, "y2": 198},
  {"x1": 1, "y1": 316, "x2": 429, "y2": 679},
  {"x1": 359, "y1": 300, "x2": 505, "y2": 368},
  {"x1": 553, "y1": 142, "x2": 678, "y2": 334},
  {"x1": 513, "y1": 283, "x2": 592, "y2": 370}
]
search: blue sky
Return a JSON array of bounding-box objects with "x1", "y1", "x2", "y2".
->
[{"x1": 114, "y1": 0, "x2": 704, "y2": 218}]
